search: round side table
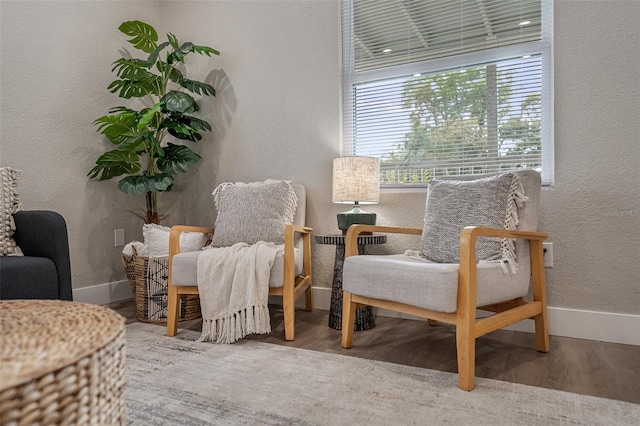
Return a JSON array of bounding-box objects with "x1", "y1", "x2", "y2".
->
[
  {"x1": 315, "y1": 233, "x2": 387, "y2": 331},
  {"x1": 0, "y1": 300, "x2": 126, "y2": 425}
]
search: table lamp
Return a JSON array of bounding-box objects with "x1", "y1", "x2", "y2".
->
[{"x1": 332, "y1": 156, "x2": 380, "y2": 233}]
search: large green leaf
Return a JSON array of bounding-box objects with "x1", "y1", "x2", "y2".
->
[
  {"x1": 162, "y1": 115, "x2": 211, "y2": 142},
  {"x1": 137, "y1": 103, "x2": 163, "y2": 130},
  {"x1": 108, "y1": 106, "x2": 138, "y2": 115},
  {"x1": 118, "y1": 133, "x2": 146, "y2": 152},
  {"x1": 108, "y1": 79, "x2": 157, "y2": 99},
  {"x1": 167, "y1": 42, "x2": 195, "y2": 64},
  {"x1": 111, "y1": 58, "x2": 152, "y2": 80},
  {"x1": 93, "y1": 113, "x2": 137, "y2": 144},
  {"x1": 167, "y1": 128, "x2": 202, "y2": 142},
  {"x1": 166, "y1": 65, "x2": 184, "y2": 83},
  {"x1": 161, "y1": 91, "x2": 197, "y2": 113},
  {"x1": 157, "y1": 143, "x2": 200, "y2": 175},
  {"x1": 167, "y1": 50, "x2": 184, "y2": 65},
  {"x1": 119, "y1": 21, "x2": 158, "y2": 54},
  {"x1": 162, "y1": 119, "x2": 195, "y2": 139},
  {"x1": 167, "y1": 40, "x2": 195, "y2": 64},
  {"x1": 193, "y1": 45, "x2": 220, "y2": 57},
  {"x1": 118, "y1": 173, "x2": 174, "y2": 195},
  {"x1": 180, "y1": 42, "x2": 194, "y2": 52},
  {"x1": 179, "y1": 79, "x2": 216, "y2": 96},
  {"x1": 88, "y1": 150, "x2": 141, "y2": 180},
  {"x1": 167, "y1": 33, "x2": 180, "y2": 50},
  {"x1": 147, "y1": 42, "x2": 170, "y2": 66},
  {"x1": 184, "y1": 116, "x2": 212, "y2": 132}
]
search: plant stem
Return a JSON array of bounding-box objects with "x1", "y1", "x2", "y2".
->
[{"x1": 144, "y1": 191, "x2": 160, "y2": 224}]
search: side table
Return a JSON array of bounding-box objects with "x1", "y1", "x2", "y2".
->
[{"x1": 315, "y1": 233, "x2": 387, "y2": 330}]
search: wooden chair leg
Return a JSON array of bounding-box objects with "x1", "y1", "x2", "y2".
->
[
  {"x1": 534, "y1": 311, "x2": 549, "y2": 352},
  {"x1": 341, "y1": 291, "x2": 356, "y2": 348},
  {"x1": 456, "y1": 318, "x2": 476, "y2": 391},
  {"x1": 304, "y1": 281, "x2": 313, "y2": 312},
  {"x1": 530, "y1": 240, "x2": 549, "y2": 352},
  {"x1": 167, "y1": 284, "x2": 179, "y2": 337},
  {"x1": 283, "y1": 290, "x2": 295, "y2": 341}
]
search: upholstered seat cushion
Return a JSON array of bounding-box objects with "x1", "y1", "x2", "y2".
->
[
  {"x1": 0, "y1": 256, "x2": 59, "y2": 299},
  {"x1": 171, "y1": 247, "x2": 304, "y2": 288},
  {"x1": 343, "y1": 243, "x2": 531, "y2": 313}
]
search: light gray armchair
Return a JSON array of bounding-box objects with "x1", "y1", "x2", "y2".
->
[
  {"x1": 340, "y1": 170, "x2": 548, "y2": 391},
  {"x1": 166, "y1": 183, "x2": 313, "y2": 341}
]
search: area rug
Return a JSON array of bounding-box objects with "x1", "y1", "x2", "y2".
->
[{"x1": 125, "y1": 322, "x2": 639, "y2": 425}]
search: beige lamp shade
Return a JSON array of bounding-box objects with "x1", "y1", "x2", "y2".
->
[
  {"x1": 332, "y1": 156, "x2": 380, "y2": 232},
  {"x1": 332, "y1": 156, "x2": 380, "y2": 204}
]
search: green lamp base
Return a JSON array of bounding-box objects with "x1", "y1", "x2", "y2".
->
[{"x1": 337, "y1": 210, "x2": 376, "y2": 233}]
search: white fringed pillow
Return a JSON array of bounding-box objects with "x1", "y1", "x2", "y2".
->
[
  {"x1": 211, "y1": 179, "x2": 297, "y2": 247},
  {"x1": 0, "y1": 167, "x2": 24, "y2": 256},
  {"x1": 419, "y1": 172, "x2": 527, "y2": 273},
  {"x1": 143, "y1": 224, "x2": 210, "y2": 257}
]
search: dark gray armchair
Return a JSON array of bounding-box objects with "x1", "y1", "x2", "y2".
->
[{"x1": 0, "y1": 211, "x2": 72, "y2": 300}]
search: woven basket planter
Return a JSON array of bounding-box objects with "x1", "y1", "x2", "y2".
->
[{"x1": 122, "y1": 248, "x2": 201, "y2": 323}]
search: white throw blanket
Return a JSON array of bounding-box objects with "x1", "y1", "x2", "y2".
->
[{"x1": 197, "y1": 241, "x2": 278, "y2": 344}]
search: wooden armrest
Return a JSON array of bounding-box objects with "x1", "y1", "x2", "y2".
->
[
  {"x1": 169, "y1": 225, "x2": 215, "y2": 258},
  {"x1": 460, "y1": 226, "x2": 548, "y2": 242},
  {"x1": 283, "y1": 224, "x2": 313, "y2": 282},
  {"x1": 459, "y1": 226, "x2": 548, "y2": 272},
  {"x1": 286, "y1": 224, "x2": 313, "y2": 234},
  {"x1": 283, "y1": 224, "x2": 312, "y2": 247},
  {"x1": 345, "y1": 224, "x2": 422, "y2": 257}
]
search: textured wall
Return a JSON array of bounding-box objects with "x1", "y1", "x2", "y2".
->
[
  {"x1": 1, "y1": 0, "x2": 638, "y2": 315},
  {"x1": 0, "y1": 1, "x2": 162, "y2": 290},
  {"x1": 547, "y1": 0, "x2": 639, "y2": 314}
]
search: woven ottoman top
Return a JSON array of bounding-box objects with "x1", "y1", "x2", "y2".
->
[{"x1": 0, "y1": 300, "x2": 125, "y2": 390}]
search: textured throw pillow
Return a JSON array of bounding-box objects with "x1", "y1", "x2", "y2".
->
[
  {"x1": 0, "y1": 167, "x2": 24, "y2": 256},
  {"x1": 419, "y1": 172, "x2": 527, "y2": 273},
  {"x1": 143, "y1": 224, "x2": 210, "y2": 257},
  {"x1": 211, "y1": 179, "x2": 297, "y2": 247}
]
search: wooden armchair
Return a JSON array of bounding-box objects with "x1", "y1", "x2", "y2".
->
[
  {"x1": 340, "y1": 170, "x2": 548, "y2": 391},
  {"x1": 167, "y1": 183, "x2": 313, "y2": 341}
]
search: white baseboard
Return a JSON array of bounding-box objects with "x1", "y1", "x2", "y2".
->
[
  {"x1": 297, "y1": 287, "x2": 640, "y2": 346},
  {"x1": 73, "y1": 280, "x2": 132, "y2": 306},
  {"x1": 82, "y1": 283, "x2": 639, "y2": 346},
  {"x1": 493, "y1": 307, "x2": 640, "y2": 347}
]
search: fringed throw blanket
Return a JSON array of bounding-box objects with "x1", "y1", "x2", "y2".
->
[{"x1": 197, "y1": 241, "x2": 278, "y2": 344}]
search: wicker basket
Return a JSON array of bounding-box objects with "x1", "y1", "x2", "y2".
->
[{"x1": 122, "y1": 247, "x2": 201, "y2": 323}]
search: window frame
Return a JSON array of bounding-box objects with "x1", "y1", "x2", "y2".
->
[{"x1": 341, "y1": 0, "x2": 554, "y2": 188}]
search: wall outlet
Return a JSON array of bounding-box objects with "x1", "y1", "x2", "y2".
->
[
  {"x1": 114, "y1": 229, "x2": 125, "y2": 247},
  {"x1": 543, "y1": 241, "x2": 553, "y2": 268}
]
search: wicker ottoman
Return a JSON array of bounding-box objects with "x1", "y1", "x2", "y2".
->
[{"x1": 0, "y1": 300, "x2": 126, "y2": 425}]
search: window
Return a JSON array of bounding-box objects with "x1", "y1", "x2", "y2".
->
[{"x1": 342, "y1": 0, "x2": 553, "y2": 186}]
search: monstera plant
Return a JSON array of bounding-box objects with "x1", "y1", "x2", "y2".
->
[{"x1": 89, "y1": 20, "x2": 219, "y2": 223}]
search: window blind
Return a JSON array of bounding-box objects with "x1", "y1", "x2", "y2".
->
[{"x1": 342, "y1": 0, "x2": 553, "y2": 186}]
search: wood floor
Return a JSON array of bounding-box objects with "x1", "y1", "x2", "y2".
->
[{"x1": 108, "y1": 300, "x2": 640, "y2": 404}]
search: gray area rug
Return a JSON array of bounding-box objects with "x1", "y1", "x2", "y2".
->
[{"x1": 125, "y1": 322, "x2": 639, "y2": 425}]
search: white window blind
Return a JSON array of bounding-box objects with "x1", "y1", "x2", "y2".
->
[{"x1": 342, "y1": 0, "x2": 553, "y2": 186}]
